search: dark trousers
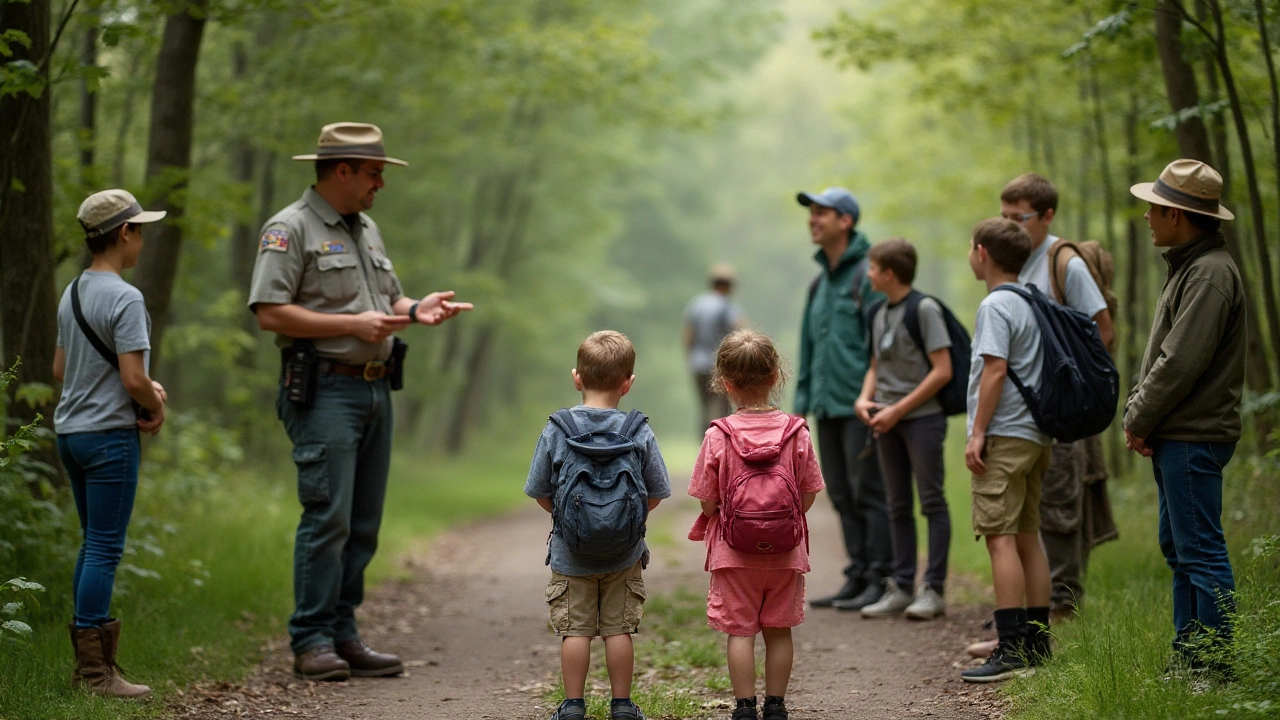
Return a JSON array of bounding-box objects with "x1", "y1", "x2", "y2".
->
[
  {"x1": 816, "y1": 416, "x2": 892, "y2": 584},
  {"x1": 278, "y1": 374, "x2": 393, "y2": 654},
  {"x1": 1152, "y1": 440, "x2": 1237, "y2": 648},
  {"x1": 874, "y1": 413, "x2": 950, "y2": 593},
  {"x1": 693, "y1": 372, "x2": 730, "y2": 436},
  {"x1": 58, "y1": 429, "x2": 141, "y2": 628},
  {"x1": 1040, "y1": 440, "x2": 1085, "y2": 606}
]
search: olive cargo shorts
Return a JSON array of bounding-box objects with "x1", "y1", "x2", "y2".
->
[
  {"x1": 971, "y1": 436, "x2": 1051, "y2": 538},
  {"x1": 545, "y1": 561, "x2": 646, "y2": 637}
]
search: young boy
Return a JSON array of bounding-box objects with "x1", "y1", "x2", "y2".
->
[
  {"x1": 854, "y1": 238, "x2": 953, "y2": 621},
  {"x1": 960, "y1": 218, "x2": 1052, "y2": 683},
  {"x1": 525, "y1": 330, "x2": 672, "y2": 720}
]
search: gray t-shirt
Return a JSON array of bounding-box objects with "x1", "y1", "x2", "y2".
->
[
  {"x1": 871, "y1": 296, "x2": 951, "y2": 419},
  {"x1": 1019, "y1": 235, "x2": 1108, "y2": 318},
  {"x1": 683, "y1": 291, "x2": 742, "y2": 374},
  {"x1": 524, "y1": 406, "x2": 672, "y2": 576},
  {"x1": 967, "y1": 286, "x2": 1049, "y2": 446},
  {"x1": 54, "y1": 271, "x2": 151, "y2": 434}
]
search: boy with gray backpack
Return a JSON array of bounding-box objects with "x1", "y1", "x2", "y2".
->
[{"x1": 525, "y1": 330, "x2": 672, "y2": 720}]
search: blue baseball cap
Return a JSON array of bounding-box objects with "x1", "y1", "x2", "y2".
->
[{"x1": 797, "y1": 187, "x2": 860, "y2": 226}]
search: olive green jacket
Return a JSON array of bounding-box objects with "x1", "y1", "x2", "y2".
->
[
  {"x1": 1125, "y1": 233, "x2": 1247, "y2": 442},
  {"x1": 794, "y1": 233, "x2": 883, "y2": 419}
]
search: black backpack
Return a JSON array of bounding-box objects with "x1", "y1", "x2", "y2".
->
[
  {"x1": 867, "y1": 291, "x2": 972, "y2": 417},
  {"x1": 993, "y1": 284, "x2": 1119, "y2": 443}
]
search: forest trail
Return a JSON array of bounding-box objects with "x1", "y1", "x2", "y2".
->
[{"x1": 171, "y1": 496, "x2": 1005, "y2": 719}]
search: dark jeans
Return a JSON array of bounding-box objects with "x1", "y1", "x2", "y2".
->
[
  {"x1": 874, "y1": 413, "x2": 950, "y2": 593},
  {"x1": 816, "y1": 416, "x2": 892, "y2": 584},
  {"x1": 1151, "y1": 439, "x2": 1236, "y2": 648},
  {"x1": 58, "y1": 429, "x2": 141, "y2": 628},
  {"x1": 278, "y1": 374, "x2": 393, "y2": 654},
  {"x1": 1040, "y1": 440, "x2": 1085, "y2": 606},
  {"x1": 693, "y1": 372, "x2": 730, "y2": 436}
]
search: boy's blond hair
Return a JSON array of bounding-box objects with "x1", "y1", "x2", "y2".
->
[{"x1": 576, "y1": 330, "x2": 636, "y2": 391}]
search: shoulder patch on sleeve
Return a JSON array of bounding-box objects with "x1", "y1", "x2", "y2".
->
[{"x1": 259, "y1": 228, "x2": 290, "y2": 253}]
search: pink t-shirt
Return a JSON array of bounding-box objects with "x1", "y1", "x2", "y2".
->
[{"x1": 687, "y1": 410, "x2": 825, "y2": 572}]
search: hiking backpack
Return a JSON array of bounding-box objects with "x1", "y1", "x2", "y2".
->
[
  {"x1": 548, "y1": 409, "x2": 650, "y2": 559},
  {"x1": 994, "y1": 284, "x2": 1120, "y2": 443},
  {"x1": 1049, "y1": 240, "x2": 1119, "y2": 353},
  {"x1": 866, "y1": 290, "x2": 973, "y2": 417},
  {"x1": 710, "y1": 415, "x2": 809, "y2": 555}
]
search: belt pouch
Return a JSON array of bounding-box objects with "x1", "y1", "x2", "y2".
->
[
  {"x1": 282, "y1": 340, "x2": 317, "y2": 408},
  {"x1": 390, "y1": 337, "x2": 408, "y2": 391}
]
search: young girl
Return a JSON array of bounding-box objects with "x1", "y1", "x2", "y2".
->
[{"x1": 688, "y1": 329, "x2": 824, "y2": 720}]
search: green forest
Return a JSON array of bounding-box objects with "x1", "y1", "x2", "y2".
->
[{"x1": 2, "y1": 0, "x2": 1279, "y2": 718}]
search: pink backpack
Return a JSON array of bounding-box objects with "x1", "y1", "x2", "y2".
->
[{"x1": 710, "y1": 415, "x2": 808, "y2": 555}]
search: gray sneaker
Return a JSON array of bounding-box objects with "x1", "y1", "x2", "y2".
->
[
  {"x1": 860, "y1": 580, "x2": 913, "y2": 618},
  {"x1": 904, "y1": 584, "x2": 946, "y2": 620}
]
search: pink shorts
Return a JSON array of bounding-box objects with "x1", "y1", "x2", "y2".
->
[{"x1": 707, "y1": 568, "x2": 805, "y2": 636}]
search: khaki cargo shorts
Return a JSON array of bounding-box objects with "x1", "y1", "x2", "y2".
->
[
  {"x1": 971, "y1": 436, "x2": 1051, "y2": 537},
  {"x1": 545, "y1": 561, "x2": 646, "y2": 637}
]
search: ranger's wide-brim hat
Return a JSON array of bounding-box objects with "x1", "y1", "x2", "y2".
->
[
  {"x1": 1130, "y1": 158, "x2": 1233, "y2": 221},
  {"x1": 77, "y1": 189, "x2": 167, "y2": 237},
  {"x1": 291, "y1": 122, "x2": 408, "y2": 167}
]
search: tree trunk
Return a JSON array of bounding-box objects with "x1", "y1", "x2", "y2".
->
[
  {"x1": 228, "y1": 41, "x2": 258, "y2": 368},
  {"x1": 0, "y1": 0, "x2": 60, "y2": 477},
  {"x1": 443, "y1": 325, "x2": 496, "y2": 454},
  {"x1": 1122, "y1": 97, "x2": 1141, "y2": 474},
  {"x1": 1155, "y1": 1, "x2": 1215, "y2": 161},
  {"x1": 75, "y1": 16, "x2": 98, "y2": 271},
  {"x1": 132, "y1": 0, "x2": 209, "y2": 371}
]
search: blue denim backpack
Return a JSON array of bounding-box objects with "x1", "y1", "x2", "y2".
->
[{"x1": 548, "y1": 409, "x2": 650, "y2": 559}]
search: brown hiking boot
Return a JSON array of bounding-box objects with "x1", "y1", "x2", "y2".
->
[
  {"x1": 335, "y1": 639, "x2": 403, "y2": 677},
  {"x1": 70, "y1": 620, "x2": 152, "y2": 699},
  {"x1": 293, "y1": 644, "x2": 351, "y2": 681}
]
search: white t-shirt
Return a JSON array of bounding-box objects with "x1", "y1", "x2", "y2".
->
[
  {"x1": 1019, "y1": 235, "x2": 1108, "y2": 318},
  {"x1": 967, "y1": 286, "x2": 1050, "y2": 446}
]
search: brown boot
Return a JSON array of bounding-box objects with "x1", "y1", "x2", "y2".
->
[
  {"x1": 71, "y1": 620, "x2": 152, "y2": 699},
  {"x1": 293, "y1": 645, "x2": 351, "y2": 681},
  {"x1": 335, "y1": 639, "x2": 403, "y2": 677}
]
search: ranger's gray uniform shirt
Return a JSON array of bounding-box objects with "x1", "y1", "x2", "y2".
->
[
  {"x1": 870, "y1": 296, "x2": 951, "y2": 419},
  {"x1": 54, "y1": 271, "x2": 151, "y2": 434},
  {"x1": 247, "y1": 187, "x2": 405, "y2": 364}
]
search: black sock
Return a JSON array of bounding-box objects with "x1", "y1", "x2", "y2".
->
[
  {"x1": 764, "y1": 695, "x2": 785, "y2": 707},
  {"x1": 736, "y1": 696, "x2": 757, "y2": 709},
  {"x1": 1027, "y1": 606, "x2": 1050, "y2": 630},
  {"x1": 563, "y1": 698, "x2": 586, "y2": 708}
]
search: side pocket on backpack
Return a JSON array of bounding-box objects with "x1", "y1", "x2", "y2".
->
[
  {"x1": 545, "y1": 579, "x2": 570, "y2": 634},
  {"x1": 623, "y1": 577, "x2": 647, "y2": 629}
]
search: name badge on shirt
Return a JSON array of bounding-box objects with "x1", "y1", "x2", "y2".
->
[{"x1": 321, "y1": 241, "x2": 346, "y2": 254}]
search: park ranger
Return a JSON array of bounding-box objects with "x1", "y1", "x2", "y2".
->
[{"x1": 248, "y1": 122, "x2": 471, "y2": 681}]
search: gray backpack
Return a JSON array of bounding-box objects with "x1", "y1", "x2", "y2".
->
[{"x1": 548, "y1": 409, "x2": 650, "y2": 559}]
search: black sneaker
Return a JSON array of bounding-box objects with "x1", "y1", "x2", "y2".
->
[
  {"x1": 550, "y1": 700, "x2": 587, "y2": 720},
  {"x1": 960, "y1": 645, "x2": 1032, "y2": 683},
  {"x1": 832, "y1": 580, "x2": 884, "y2": 611},
  {"x1": 809, "y1": 579, "x2": 864, "y2": 608},
  {"x1": 610, "y1": 700, "x2": 646, "y2": 720},
  {"x1": 731, "y1": 703, "x2": 759, "y2": 720},
  {"x1": 762, "y1": 696, "x2": 789, "y2": 720}
]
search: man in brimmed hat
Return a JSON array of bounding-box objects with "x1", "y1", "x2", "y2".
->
[
  {"x1": 53, "y1": 189, "x2": 169, "y2": 698},
  {"x1": 793, "y1": 187, "x2": 893, "y2": 612},
  {"x1": 1126, "y1": 158, "x2": 1245, "y2": 676},
  {"x1": 682, "y1": 263, "x2": 743, "y2": 434},
  {"x1": 248, "y1": 122, "x2": 472, "y2": 681}
]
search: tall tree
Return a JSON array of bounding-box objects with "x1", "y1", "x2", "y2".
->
[
  {"x1": 132, "y1": 0, "x2": 209, "y2": 370},
  {"x1": 0, "y1": 0, "x2": 59, "y2": 454}
]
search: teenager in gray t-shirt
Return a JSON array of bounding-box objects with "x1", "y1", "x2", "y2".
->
[
  {"x1": 967, "y1": 287, "x2": 1048, "y2": 446},
  {"x1": 54, "y1": 271, "x2": 152, "y2": 434},
  {"x1": 870, "y1": 298, "x2": 951, "y2": 419}
]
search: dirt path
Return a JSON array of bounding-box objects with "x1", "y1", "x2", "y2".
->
[{"x1": 171, "y1": 497, "x2": 1004, "y2": 719}]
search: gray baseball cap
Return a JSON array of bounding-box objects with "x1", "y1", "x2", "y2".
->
[
  {"x1": 797, "y1": 187, "x2": 860, "y2": 225},
  {"x1": 77, "y1": 189, "x2": 166, "y2": 238}
]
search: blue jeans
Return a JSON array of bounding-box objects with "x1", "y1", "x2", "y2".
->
[
  {"x1": 1151, "y1": 439, "x2": 1236, "y2": 649},
  {"x1": 58, "y1": 429, "x2": 141, "y2": 628},
  {"x1": 278, "y1": 374, "x2": 393, "y2": 654}
]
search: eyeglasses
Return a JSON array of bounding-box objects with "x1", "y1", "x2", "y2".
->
[{"x1": 1001, "y1": 211, "x2": 1040, "y2": 223}]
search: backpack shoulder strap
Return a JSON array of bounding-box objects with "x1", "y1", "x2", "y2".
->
[
  {"x1": 850, "y1": 257, "x2": 869, "y2": 312},
  {"x1": 779, "y1": 414, "x2": 808, "y2": 445},
  {"x1": 1048, "y1": 240, "x2": 1082, "y2": 305},
  {"x1": 70, "y1": 277, "x2": 121, "y2": 371},
  {"x1": 619, "y1": 409, "x2": 648, "y2": 439},
  {"x1": 807, "y1": 273, "x2": 821, "y2": 305},
  {"x1": 901, "y1": 290, "x2": 927, "y2": 355},
  {"x1": 548, "y1": 409, "x2": 582, "y2": 438}
]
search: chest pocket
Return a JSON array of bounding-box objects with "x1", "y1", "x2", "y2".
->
[
  {"x1": 370, "y1": 254, "x2": 398, "y2": 296},
  {"x1": 316, "y1": 253, "x2": 360, "y2": 301}
]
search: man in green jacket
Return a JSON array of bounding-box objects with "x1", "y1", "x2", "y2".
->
[
  {"x1": 1126, "y1": 159, "x2": 1245, "y2": 676},
  {"x1": 795, "y1": 187, "x2": 892, "y2": 611}
]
